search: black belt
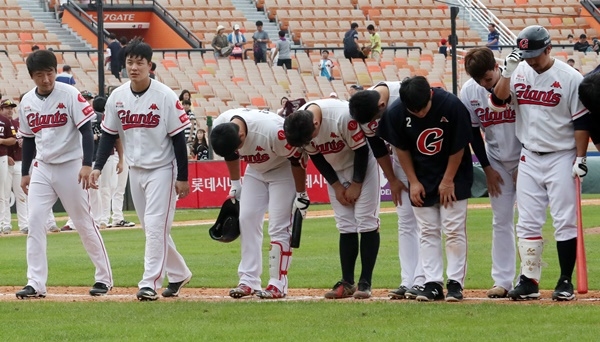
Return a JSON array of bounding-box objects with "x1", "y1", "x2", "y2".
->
[{"x1": 522, "y1": 144, "x2": 554, "y2": 156}]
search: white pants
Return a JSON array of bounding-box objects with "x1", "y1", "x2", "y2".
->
[
  {"x1": 392, "y1": 160, "x2": 424, "y2": 288},
  {"x1": 238, "y1": 164, "x2": 295, "y2": 293},
  {"x1": 99, "y1": 154, "x2": 118, "y2": 225},
  {"x1": 0, "y1": 155, "x2": 8, "y2": 229},
  {"x1": 516, "y1": 148, "x2": 577, "y2": 241},
  {"x1": 26, "y1": 159, "x2": 113, "y2": 293},
  {"x1": 129, "y1": 161, "x2": 191, "y2": 290},
  {"x1": 413, "y1": 200, "x2": 468, "y2": 287},
  {"x1": 488, "y1": 157, "x2": 517, "y2": 290},
  {"x1": 3, "y1": 161, "x2": 27, "y2": 230},
  {"x1": 112, "y1": 158, "x2": 129, "y2": 223}
]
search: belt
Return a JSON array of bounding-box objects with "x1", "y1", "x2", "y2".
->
[{"x1": 522, "y1": 144, "x2": 554, "y2": 156}]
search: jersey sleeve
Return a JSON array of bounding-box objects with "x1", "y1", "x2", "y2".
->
[
  {"x1": 18, "y1": 102, "x2": 34, "y2": 138},
  {"x1": 376, "y1": 101, "x2": 409, "y2": 150},
  {"x1": 166, "y1": 92, "x2": 191, "y2": 137},
  {"x1": 459, "y1": 83, "x2": 481, "y2": 128},
  {"x1": 569, "y1": 73, "x2": 588, "y2": 121},
  {"x1": 447, "y1": 97, "x2": 473, "y2": 154},
  {"x1": 72, "y1": 92, "x2": 95, "y2": 128},
  {"x1": 339, "y1": 113, "x2": 366, "y2": 150},
  {"x1": 101, "y1": 93, "x2": 120, "y2": 134},
  {"x1": 271, "y1": 128, "x2": 298, "y2": 158},
  {"x1": 359, "y1": 121, "x2": 378, "y2": 138}
]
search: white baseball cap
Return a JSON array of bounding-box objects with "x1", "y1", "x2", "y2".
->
[
  {"x1": 233, "y1": 24, "x2": 240, "y2": 30},
  {"x1": 329, "y1": 92, "x2": 338, "y2": 98}
]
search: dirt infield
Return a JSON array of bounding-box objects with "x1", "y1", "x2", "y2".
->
[{"x1": 2, "y1": 286, "x2": 600, "y2": 304}]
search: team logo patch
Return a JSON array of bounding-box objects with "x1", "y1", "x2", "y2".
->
[
  {"x1": 285, "y1": 143, "x2": 294, "y2": 150},
  {"x1": 330, "y1": 132, "x2": 339, "y2": 138},
  {"x1": 57, "y1": 103, "x2": 66, "y2": 109},
  {"x1": 367, "y1": 120, "x2": 378, "y2": 131},
  {"x1": 518, "y1": 39, "x2": 529, "y2": 49},
  {"x1": 551, "y1": 81, "x2": 562, "y2": 89},
  {"x1": 352, "y1": 131, "x2": 364, "y2": 142},
  {"x1": 116, "y1": 102, "x2": 124, "y2": 108},
  {"x1": 175, "y1": 101, "x2": 184, "y2": 110},
  {"x1": 520, "y1": 155, "x2": 526, "y2": 162},
  {"x1": 77, "y1": 94, "x2": 87, "y2": 103},
  {"x1": 348, "y1": 120, "x2": 358, "y2": 130},
  {"x1": 149, "y1": 104, "x2": 159, "y2": 110},
  {"x1": 277, "y1": 130, "x2": 286, "y2": 140},
  {"x1": 83, "y1": 106, "x2": 94, "y2": 115},
  {"x1": 256, "y1": 146, "x2": 265, "y2": 151},
  {"x1": 178, "y1": 113, "x2": 188, "y2": 123},
  {"x1": 470, "y1": 100, "x2": 480, "y2": 107}
]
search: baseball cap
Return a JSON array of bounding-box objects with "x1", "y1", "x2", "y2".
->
[
  {"x1": 0, "y1": 99, "x2": 17, "y2": 108},
  {"x1": 80, "y1": 90, "x2": 94, "y2": 99},
  {"x1": 216, "y1": 25, "x2": 225, "y2": 34},
  {"x1": 329, "y1": 92, "x2": 338, "y2": 98},
  {"x1": 233, "y1": 24, "x2": 240, "y2": 30}
]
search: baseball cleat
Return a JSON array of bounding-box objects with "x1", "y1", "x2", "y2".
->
[
  {"x1": 508, "y1": 275, "x2": 540, "y2": 301},
  {"x1": 353, "y1": 281, "x2": 372, "y2": 299},
  {"x1": 404, "y1": 285, "x2": 425, "y2": 300},
  {"x1": 486, "y1": 286, "x2": 508, "y2": 298},
  {"x1": 162, "y1": 275, "x2": 192, "y2": 297},
  {"x1": 114, "y1": 220, "x2": 135, "y2": 227},
  {"x1": 229, "y1": 284, "x2": 255, "y2": 298},
  {"x1": 136, "y1": 287, "x2": 158, "y2": 301},
  {"x1": 60, "y1": 225, "x2": 73, "y2": 232},
  {"x1": 3, "y1": 226, "x2": 11, "y2": 234},
  {"x1": 256, "y1": 285, "x2": 286, "y2": 299},
  {"x1": 16, "y1": 285, "x2": 46, "y2": 299},
  {"x1": 388, "y1": 285, "x2": 409, "y2": 299},
  {"x1": 416, "y1": 282, "x2": 444, "y2": 302},
  {"x1": 445, "y1": 280, "x2": 464, "y2": 302},
  {"x1": 324, "y1": 280, "x2": 356, "y2": 299},
  {"x1": 552, "y1": 277, "x2": 575, "y2": 301},
  {"x1": 89, "y1": 282, "x2": 111, "y2": 296}
]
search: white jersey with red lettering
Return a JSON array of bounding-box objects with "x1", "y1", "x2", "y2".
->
[
  {"x1": 510, "y1": 59, "x2": 586, "y2": 152},
  {"x1": 18, "y1": 81, "x2": 95, "y2": 163},
  {"x1": 102, "y1": 79, "x2": 192, "y2": 292},
  {"x1": 360, "y1": 81, "x2": 402, "y2": 139},
  {"x1": 102, "y1": 80, "x2": 191, "y2": 169},
  {"x1": 301, "y1": 99, "x2": 367, "y2": 172},
  {"x1": 213, "y1": 108, "x2": 300, "y2": 173}
]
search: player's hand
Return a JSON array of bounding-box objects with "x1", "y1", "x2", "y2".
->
[
  {"x1": 89, "y1": 170, "x2": 101, "y2": 189},
  {"x1": 116, "y1": 161, "x2": 123, "y2": 174},
  {"x1": 388, "y1": 177, "x2": 407, "y2": 206},
  {"x1": 228, "y1": 179, "x2": 242, "y2": 201},
  {"x1": 175, "y1": 180, "x2": 190, "y2": 199},
  {"x1": 502, "y1": 49, "x2": 522, "y2": 78},
  {"x1": 21, "y1": 175, "x2": 30, "y2": 195},
  {"x1": 410, "y1": 181, "x2": 426, "y2": 207},
  {"x1": 332, "y1": 182, "x2": 350, "y2": 206},
  {"x1": 483, "y1": 166, "x2": 504, "y2": 197},
  {"x1": 79, "y1": 165, "x2": 93, "y2": 189},
  {"x1": 572, "y1": 157, "x2": 588, "y2": 178},
  {"x1": 7, "y1": 157, "x2": 14, "y2": 166},
  {"x1": 438, "y1": 179, "x2": 457, "y2": 208},
  {"x1": 292, "y1": 191, "x2": 310, "y2": 218},
  {"x1": 344, "y1": 182, "x2": 363, "y2": 205}
]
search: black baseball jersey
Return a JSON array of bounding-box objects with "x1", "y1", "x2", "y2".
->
[
  {"x1": 589, "y1": 112, "x2": 600, "y2": 146},
  {"x1": 377, "y1": 88, "x2": 473, "y2": 207}
]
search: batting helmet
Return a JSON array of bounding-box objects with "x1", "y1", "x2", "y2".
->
[
  {"x1": 516, "y1": 25, "x2": 551, "y2": 59},
  {"x1": 208, "y1": 198, "x2": 240, "y2": 243}
]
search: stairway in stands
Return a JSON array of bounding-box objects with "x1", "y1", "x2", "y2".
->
[
  {"x1": 230, "y1": 0, "x2": 281, "y2": 41},
  {"x1": 17, "y1": 0, "x2": 91, "y2": 49}
]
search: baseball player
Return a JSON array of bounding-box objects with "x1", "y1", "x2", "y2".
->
[
  {"x1": 0, "y1": 99, "x2": 17, "y2": 234},
  {"x1": 90, "y1": 39, "x2": 192, "y2": 301},
  {"x1": 378, "y1": 76, "x2": 473, "y2": 302},
  {"x1": 16, "y1": 49, "x2": 113, "y2": 299},
  {"x1": 210, "y1": 108, "x2": 308, "y2": 299},
  {"x1": 577, "y1": 72, "x2": 600, "y2": 151},
  {"x1": 284, "y1": 98, "x2": 381, "y2": 299},
  {"x1": 348, "y1": 82, "x2": 425, "y2": 300},
  {"x1": 491, "y1": 25, "x2": 589, "y2": 301},
  {"x1": 461, "y1": 47, "x2": 520, "y2": 298}
]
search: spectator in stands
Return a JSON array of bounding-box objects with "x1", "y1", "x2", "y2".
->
[
  {"x1": 228, "y1": 24, "x2": 247, "y2": 59},
  {"x1": 107, "y1": 33, "x2": 122, "y2": 81},
  {"x1": 318, "y1": 50, "x2": 334, "y2": 81},
  {"x1": 348, "y1": 84, "x2": 363, "y2": 97},
  {"x1": 276, "y1": 96, "x2": 288, "y2": 116},
  {"x1": 567, "y1": 58, "x2": 581, "y2": 72},
  {"x1": 567, "y1": 34, "x2": 574, "y2": 44},
  {"x1": 179, "y1": 89, "x2": 192, "y2": 103},
  {"x1": 343, "y1": 22, "x2": 361, "y2": 62},
  {"x1": 574, "y1": 34, "x2": 593, "y2": 53},
  {"x1": 271, "y1": 30, "x2": 292, "y2": 71},
  {"x1": 367, "y1": 24, "x2": 382, "y2": 63},
  {"x1": 439, "y1": 38, "x2": 448, "y2": 57},
  {"x1": 118, "y1": 36, "x2": 128, "y2": 78},
  {"x1": 212, "y1": 25, "x2": 230, "y2": 59},
  {"x1": 56, "y1": 65, "x2": 76, "y2": 85},
  {"x1": 486, "y1": 23, "x2": 500, "y2": 50},
  {"x1": 192, "y1": 129, "x2": 210, "y2": 161},
  {"x1": 149, "y1": 62, "x2": 156, "y2": 79},
  {"x1": 182, "y1": 99, "x2": 197, "y2": 150},
  {"x1": 252, "y1": 21, "x2": 269, "y2": 64},
  {"x1": 329, "y1": 92, "x2": 338, "y2": 99},
  {"x1": 31, "y1": 45, "x2": 40, "y2": 52},
  {"x1": 592, "y1": 37, "x2": 600, "y2": 55}
]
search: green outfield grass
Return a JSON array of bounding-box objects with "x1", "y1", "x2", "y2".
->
[{"x1": 1, "y1": 197, "x2": 600, "y2": 341}]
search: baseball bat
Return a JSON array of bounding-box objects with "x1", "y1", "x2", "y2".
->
[
  {"x1": 575, "y1": 176, "x2": 588, "y2": 294},
  {"x1": 290, "y1": 209, "x2": 303, "y2": 249}
]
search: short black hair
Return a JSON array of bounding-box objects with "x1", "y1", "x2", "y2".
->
[
  {"x1": 580, "y1": 34, "x2": 587, "y2": 39},
  {"x1": 181, "y1": 99, "x2": 191, "y2": 106},
  {"x1": 488, "y1": 23, "x2": 496, "y2": 28},
  {"x1": 279, "y1": 30, "x2": 285, "y2": 38},
  {"x1": 321, "y1": 49, "x2": 329, "y2": 54},
  {"x1": 283, "y1": 110, "x2": 315, "y2": 147},
  {"x1": 123, "y1": 38, "x2": 152, "y2": 64},
  {"x1": 119, "y1": 36, "x2": 128, "y2": 45},
  {"x1": 367, "y1": 24, "x2": 375, "y2": 31},
  {"x1": 93, "y1": 96, "x2": 106, "y2": 112},
  {"x1": 31, "y1": 45, "x2": 40, "y2": 51},
  {"x1": 150, "y1": 62, "x2": 157, "y2": 71},
  {"x1": 399, "y1": 76, "x2": 431, "y2": 113},
  {"x1": 63, "y1": 65, "x2": 71, "y2": 72},
  {"x1": 567, "y1": 34, "x2": 574, "y2": 38},
  {"x1": 26, "y1": 50, "x2": 57, "y2": 76},
  {"x1": 108, "y1": 33, "x2": 117, "y2": 40},
  {"x1": 256, "y1": 20, "x2": 263, "y2": 26},
  {"x1": 579, "y1": 72, "x2": 600, "y2": 114},
  {"x1": 351, "y1": 22, "x2": 358, "y2": 29},
  {"x1": 348, "y1": 90, "x2": 381, "y2": 124},
  {"x1": 567, "y1": 58, "x2": 575, "y2": 63},
  {"x1": 210, "y1": 123, "x2": 241, "y2": 157}
]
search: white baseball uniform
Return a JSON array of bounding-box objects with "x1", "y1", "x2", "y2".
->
[
  {"x1": 18, "y1": 81, "x2": 113, "y2": 294},
  {"x1": 213, "y1": 108, "x2": 299, "y2": 294},
  {"x1": 102, "y1": 79, "x2": 192, "y2": 291},
  {"x1": 361, "y1": 81, "x2": 424, "y2": 289},
  {"x1": 301, "y1": 99, "x2": 380, "y2": 233},
  {"x1": 509, "y1": 58, "x2": 587, "y2": 281},
  {"x1": 0, "y1": 114, "x2": 16, "y2": 232},
  {"x1": 461, "y1": 78, "x2": 520, "y2": 291}
]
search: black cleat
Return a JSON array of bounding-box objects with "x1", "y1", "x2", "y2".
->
[
  {"x1": 136, "y1": 287, "x2": 158, "y2": 301},
  {"x1": 162, "y1": 275, "x2": 192, "y2": 297},
  {"x1": 445, "y1": 280, "x2": 464, "y2": 302},
  {"x1": 552, "y1": 277, "x2": 575, "y2": 301},
  {"x1": 416, "y1": 282, "x2": 445, "y2": 302},
  {"x1": 89, "y1": 282, "x2": 111, "y2": 296},
  {"x1": 508, "y1": 275, "x2": 540, "y2": 301},
  {"x1": 404, "y1": 285, "x2": 425, "y2": 300},
  {"x1": 388, "y1": 285, "x2": 409, "y2": 300},
  {"x1": 16, "y1": 285, "x2": 45, "y2": 299}
]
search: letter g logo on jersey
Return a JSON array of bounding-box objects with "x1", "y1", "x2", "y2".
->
[
  {"x1": 347, "y1": 120, "x2": 358, "y2": 130},
  {"x1": 277, "y1": 130, "x2": 286, "y2": 140},
  {"x1": 416, "y1": 128, "x2": 444, "y2": 156}
]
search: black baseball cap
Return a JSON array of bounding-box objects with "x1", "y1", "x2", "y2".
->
[{"x1": 350, "y1": 85, "x2": 364, "y2": 90}]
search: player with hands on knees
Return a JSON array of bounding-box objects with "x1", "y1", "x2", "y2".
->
[
  {"x1": 491, "y1": 25, "x2": 590, "y2": 301},
  {"x1": 349, "y1": 82, "x2": 425, "y2": 300},
  {"x1": 284, "y1": 98, "x2": 380, "y2": 300},
  {"x1": 577, "y1": 72, "x2": 600, "y2": 153},
  {"x1": 90, "y1": 39, "x2": 193, "y2": 301},
  {"x1": 378, "y1": 76, "x2": 473, "y2": 302},
  {"x1": 210, "y1": 108, "x2": 307, "y2": 299},
  {"x1": 461, "y1": 47, "x2": 521, "y2": 298}
]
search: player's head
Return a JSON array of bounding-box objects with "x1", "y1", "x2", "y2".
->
[
  {"x1": 284, "y1": 110, "x2": 316, "y2": 147},
  {"x1": 464, "y1": 47, "x2": 499, "y2": 90},
  {"x1": 92, "y1": 96, "x2": 106, "y2": 113},
  {"x1": 0, "y1": 99, "x2": 17, "y2": 117},
  {"x1": 62, "y1": 65, "x2": 72, "y2": 73},
  {"x1": 81, "y1": 90, "x2": 94, "y2": 104},
  {"x1": 579, "y1": 72, "x2": 600, "y2": 115},
  {"x1": 123, "y1": 38, "x2": 152, "y2": 82},
  {"x1": 517, "y1": 25, "x2": 552, "y2": 72},
  {"x1": 26, "y1": 50, "x2": 57, "y2": 94},
  {"x1": 210, "y1": 122, "x2": 241, "y2": 157},
  {"x1": 399, "y1": 76, "x2": 432, "y2": 118},
  {"x1": 348, "y1": 90, "x2": 384, "y2": 124}
]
